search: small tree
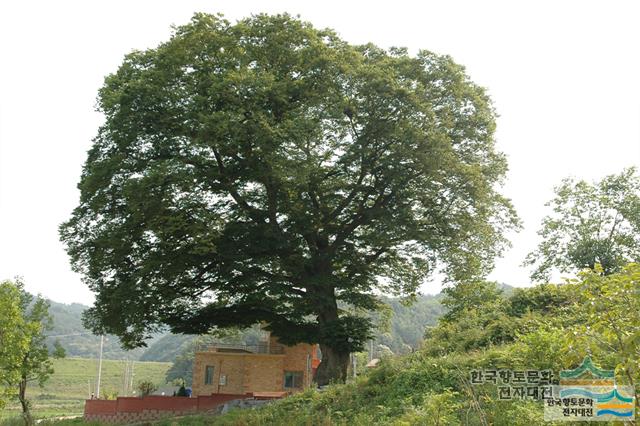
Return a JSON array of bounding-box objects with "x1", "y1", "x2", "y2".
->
[
  {"x1": 51, "y1": 340, "x2": 66, "y2": 359},
  {"x1": 524, "y1": 168, "x2": 640, "y2": 282},
  {"x1": 0, "y1": 280, "x2": 29, "y2": 410},
  {"x1": 16, "y1": 291, "x2": 54, "y2": 425},
  {"x1": 137, "y1": 380, "x2": 157, "y2": 397},
  {"x1": 165, "y1": 352, "x2": 193, "y2": 387},
  {"x1": 0, "y1": 279, "x2": 55, "y2": 426}
]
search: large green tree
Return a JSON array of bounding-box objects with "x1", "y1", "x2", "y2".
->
[
  {"x1": 524, "y1": 168, "x2": 640, "y2": 282},
  {"x1": 60, "y1": 13, "x2": 518, "y2": 384}
]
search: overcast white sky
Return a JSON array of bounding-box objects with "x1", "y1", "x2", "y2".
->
[{"x1": 1, "y1": 0, "x2": 639, "y2": 305}]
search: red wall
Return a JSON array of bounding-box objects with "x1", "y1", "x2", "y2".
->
[
  {"x1": 84, "y1": 399, "x2": 117, "y2": 415},
  {"x1": 85, "y1": 393, "x2": 251, "y2": 420}
]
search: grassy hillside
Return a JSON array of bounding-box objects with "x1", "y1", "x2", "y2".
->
[
  {"x1": 0, "y1": 358, "x2": 171, "y2": 420},
  {"x1": 177, "y1": 350, "x2": 538, "y2": 426},
  {"x1": 201, "y1": 268, "x2": 640, "y2": 425}
]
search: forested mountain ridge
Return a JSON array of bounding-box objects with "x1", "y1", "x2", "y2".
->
[
  {"x1": 45, "y1": 298, "x2": 161, "y2": 360},
  {"x1": 45, "y1": 290, "x2": 473, "y2": 361}
]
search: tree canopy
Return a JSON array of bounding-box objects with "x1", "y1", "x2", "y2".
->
[
  {"x1": 524, "y1": 167, "x2": 640, "y2": 282},
  {"x1": 60, "y1": 13, "x2": 519, "y2": 383}
]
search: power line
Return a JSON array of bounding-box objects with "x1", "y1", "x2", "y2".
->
[{"x1": 44, "y1": 332, "x2": 94, "y2": 338}]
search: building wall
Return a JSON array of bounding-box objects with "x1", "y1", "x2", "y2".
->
[
  {"x1": 243, "y1": 355, "x2": 284, "y2": 392},
  {"x1": 192, "y1": 352, "x2": 286, "y2": 396},
  {"x1": 277, "y1": 337, "x2": 316, "y2": 389},
  {"x1": 192, "y1": 338, "x2": 319, "y2": 396}
]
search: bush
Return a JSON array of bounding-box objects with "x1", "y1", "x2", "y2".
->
[
  {"x1": 176, "y1": 385, "x2": 188, "y2": 397},
  {"x1": 137, "y1": 380, "x2": 157, "y2": 397}
]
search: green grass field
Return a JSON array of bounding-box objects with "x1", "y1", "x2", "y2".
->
[{"x1": 0, "y1": 357, "x2": 171, "y2": 422}]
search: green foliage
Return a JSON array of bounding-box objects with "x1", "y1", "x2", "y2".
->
[
  {"x1": 165, "y1": 352, "x2": 194, "y2": 387},
  {"x1": 176, "y1": 385, "x2": 188, "y2": 397},
  {"x1": 394, "y1": 390, "x2": 461, "y2": 425},
  {"x1": 507, "y1": 283, "x2": 572, "y2": 317},
  {"x1": 0, "y1": 280, "x2": 29, "y2": 410},
  {"x1": 147, "y1": 264, "x2": 640, "y2": 424},
  {"x1": 50, "y1": 341, "x2": 65, "y2": 359},
  {"x1": 45, "y1": 298, "x2": 162, "y2": 360},
  {"x1": 0, "y1": 419, "x2": 104, "y2": 426},
  {"x1": 485, "y1": 400, "x2": 544, "y2": 425},
  {"x1": 507, "y1": 263, "x2": 640, "y2": 393},
  {"x1": 573, "y1": 263, "x2": 640, "y2": 400},
  {"x1": 0, "y1": 279, "x2": 57, "y2": 425},
  {"x1": 440, "y1": 280, "x2": 503, "y2": 323},
  {"x1": 525, "y1": 167, "x2": 640, "y2": 281},
  {"x1": 503, "y1": 264, "x2": 640, "y2": 412},
  {"x1": 1, "y1": 358, "x2": 170, "y2": 420},
  {"x1": 210, "y1": 348, "x2": 517, "y2": 425},
  {"x1": 136, "y1": 380, "x2": 157, "y2": 397},
  {"x1": 423, "y1": 303, "x2": 517, "y2": 356},
  {"x1": 104, "y1": 391, "x2": 118, "y2": 401},
  {"x1": 423, "y1": 280, "x2": 581, "y2": 358},
  {"x1": 423, "y1": 282, "x2": 518, "y2": 356},
  {"x1": 376, "y1": 294, "x2": 444, "y2": 354},
  {"x1": 44, "y1": 265, "x2": 621, "y2": 426},
  {"x1": 60, "y1": 12, "x2": 518, "y2": 382},
  {"x1": 507, "y1": 326, "x2": 576, "y2": 372}
]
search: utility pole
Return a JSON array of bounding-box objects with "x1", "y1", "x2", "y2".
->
[
  {"x1": 123, "y1": 361, "x2": 129, "y2": 395},
  {"x1": 129, "y1": 360, "x2": 135, "y2": 394},
  {"x1": 352, "y1": 353, "x2": 357, "y2": 378},
  {"x1": 96, "y1": 335, "x2": 104, "y2": 398}
]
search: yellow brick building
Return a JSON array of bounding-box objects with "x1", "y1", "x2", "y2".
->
[{"x1": 192, "y1": 333, "x2": 320, "y2": 396}]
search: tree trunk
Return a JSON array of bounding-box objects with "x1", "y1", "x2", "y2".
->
[
  {"x1": 313, "y1": 282, "x2": 350, "y2": 385},
  {"x1": 19, "y1": 377, "x2": 33, "y2": 426},
  {"x1": 307, "y1": 259, "x2": 351, "y2": 386},
  {"x1": 315, "y1": 343, "x2": 350, "y2": 386}
]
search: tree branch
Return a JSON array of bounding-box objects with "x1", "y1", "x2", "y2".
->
[
  {"x1": 330, "y1": 187, "x2": 396, "y2": 253},
  {"x1": 210, "y1": 147, "x2": 265, "y2": 223}
]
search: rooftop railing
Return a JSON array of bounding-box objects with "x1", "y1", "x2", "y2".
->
[{"x1": 197, "y1": 342, "x2": 285, "y2": 355}]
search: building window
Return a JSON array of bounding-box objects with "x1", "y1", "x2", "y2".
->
[
  {"x1": 204, "y1": 365, "x2": 215, "y2": 385},
  {"x1": 284, "y1": 371, "x2": 303, "y2": 389}
]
